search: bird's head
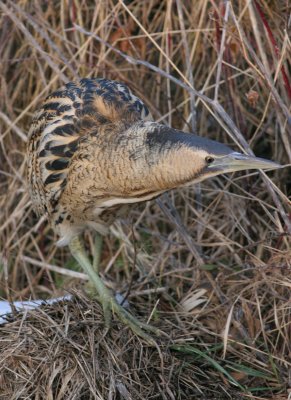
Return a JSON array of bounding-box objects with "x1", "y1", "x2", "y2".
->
[
  {"x1": 197, "y1": 150, "x2": 281, "y2": 181},
  {"x1": 140, "y1": 122, "x2": 281, "y2": 190}
]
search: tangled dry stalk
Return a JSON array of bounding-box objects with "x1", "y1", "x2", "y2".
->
[{"x1": 0, "y1": 1, "x2": 290, "y2": 399}]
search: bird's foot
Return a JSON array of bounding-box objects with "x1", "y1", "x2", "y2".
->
[
  {"x1": 100, "y1": 291, "x2": 161, "y2": 345},
  {"x1": 69, "y1": 235, "x2": 162, "y2": 345}
]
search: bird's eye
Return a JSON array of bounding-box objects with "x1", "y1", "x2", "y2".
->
[{"x1": 205, "y1": 156, "x2": 214, "y2": 165}]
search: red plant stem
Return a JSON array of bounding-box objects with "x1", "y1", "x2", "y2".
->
[
  {"x1": 213, "y1": 1, "x2": 225, "y2": 50},
  {"x1": 253, "y1": 0, "x2": 291, "y2": 100}
]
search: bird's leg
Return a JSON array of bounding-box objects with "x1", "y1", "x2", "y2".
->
[
  {"x1": 93, "y1": 233, "x2": 103, "y2": 273},
  {"x1": 69, "y1": 235, "x2": 112, "y2": 324},
  {"x1": 69, "y1": 236, "x2": 160, "y2": 344}
]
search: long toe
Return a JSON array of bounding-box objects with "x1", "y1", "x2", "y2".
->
[
  {"x1": 68, "y1": 237, "x2": 162, "y2": 344},
  {"x1": 100, "y1": 293, "x2": 113, "y2": 328},
  {"x1": 110, "y1": 298, "x2": 163, "y2": 345}
]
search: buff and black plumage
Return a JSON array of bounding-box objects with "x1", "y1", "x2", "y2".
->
[{"x1": 27, "y1": 78, "x2": 280, "y2": 342}]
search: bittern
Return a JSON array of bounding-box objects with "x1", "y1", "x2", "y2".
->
[{"x1": 27, "y1": 78, "x2": 280, "y2": 341}]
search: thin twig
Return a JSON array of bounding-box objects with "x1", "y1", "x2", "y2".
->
[
  {"x1": 0, "y1": 111, "x2": 27, "y2": 142},
  {"x1": 72, "y1": 24, "x2": 252, "y2": 149},
  {"x1": 230, "y1": 4, "x2": 290, "y2": 123},
  {"x1": 8, "y1": 0, "x2": 78, "y2": 79},
  {"x1": 157, "y1": 194, "x2": 204, "y2": 266},
  {"x1": 0, "y1": 1, "x2": 69, "y2": 84},
  {"x1": 214, "y1": 1, "x2": 230, "y2": 102},
  {"x1": 253, "y1": 0, "x2": 291, "y2": 100},
  {"x1": 22, "y1": 256, "x2": 88, "y2": 280},
  {"x1": 176, "y1": 0, "x2": 196, "y2": 133}
]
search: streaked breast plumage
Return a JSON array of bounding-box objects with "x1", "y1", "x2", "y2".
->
[
  {"x1": 28, "y1": 77, "x2": 277, "y2": 247},
  {"x1": 27, "y1": 78, "x2": 153, "y2": 245}
]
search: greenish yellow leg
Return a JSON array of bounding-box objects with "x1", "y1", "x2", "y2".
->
[
  {"x1": 69, "y1": 236, "x2": 160, "y2": 344},
  {"x1": 93, "y1": 233, "x2": 103, "y2": 273},
  {"x1": 85, "y1": 233, "x2": 103, "y2": 295}
]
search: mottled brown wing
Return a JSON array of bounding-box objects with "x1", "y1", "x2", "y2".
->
[{"x1": 27, "y1": 78, "x2": 152, "y2": 217}]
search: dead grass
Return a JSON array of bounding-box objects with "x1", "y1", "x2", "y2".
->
[{"x1": 0, "y1": 0, "x2": 290, "y2": 399}]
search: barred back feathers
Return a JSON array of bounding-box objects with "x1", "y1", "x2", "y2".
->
[
  {"x1": 27, "y1": 78, "x2": 235, "y2": 246},
  {"x1": 27, "y1": 78, "x2": 152, "y2": 245}
]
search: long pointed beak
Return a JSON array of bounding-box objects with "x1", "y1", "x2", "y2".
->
[{"x1": 209, "y1": 152, "x2": 282, "y2": 173}]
